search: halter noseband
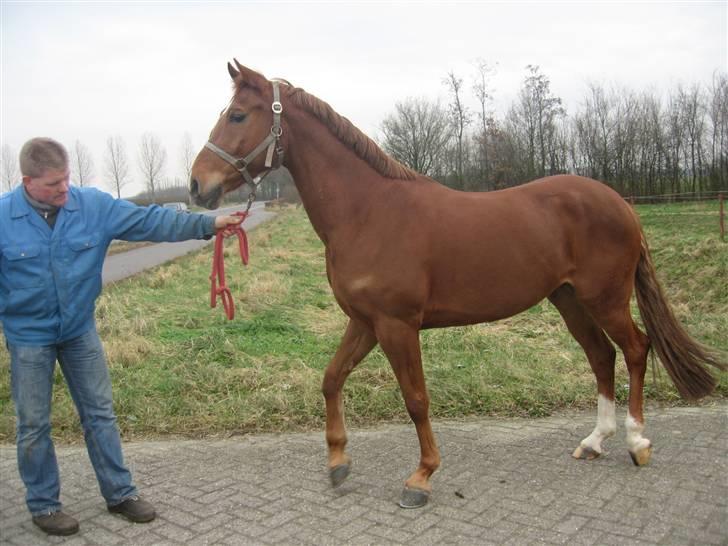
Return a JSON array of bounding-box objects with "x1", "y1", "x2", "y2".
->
[{"x1": 204, "y1": 81, "x2": 284, "y2": 191}]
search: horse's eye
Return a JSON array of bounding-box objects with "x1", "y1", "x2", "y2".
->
[{"x1": 228, "y1": 112, "x2": 247, "y2": 123}]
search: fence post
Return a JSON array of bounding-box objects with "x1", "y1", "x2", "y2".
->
[{"x1": 720, "y1": 193, "x2": 725, "y2": 242}]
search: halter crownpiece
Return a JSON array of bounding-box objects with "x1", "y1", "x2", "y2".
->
[{"x1": 204, "y1": 80, "x2": 284, "y2": 191}]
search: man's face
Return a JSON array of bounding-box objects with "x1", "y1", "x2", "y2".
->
[{"x1": 23, "y1": 167, "x2": 71, "y2": 207}]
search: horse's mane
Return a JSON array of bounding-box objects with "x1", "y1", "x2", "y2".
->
[{"x1": 280, "y1": 83, "x2": 418, "y2": 181}]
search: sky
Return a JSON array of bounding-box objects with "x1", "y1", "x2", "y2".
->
[{"x1": 1, "y1": 1, "x2": 726, "y2": 198}]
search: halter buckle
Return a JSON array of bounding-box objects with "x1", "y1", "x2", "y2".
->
[{"x1": 272, "y1": 101, "x2": 283, "y2": 114}]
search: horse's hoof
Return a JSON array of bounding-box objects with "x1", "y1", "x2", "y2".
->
[
  {"x1": 398, "y1": 487, "x2": 430, "y2": 509},
  {"x1": 572, "y1": 445, "x2": 601, "y2": 460},
  {"x1": 329, "y1": 464, "x2": 350, "y2": 488},
  {"x1": 628, "y1": 444, "x2": 652, "y2": 466}
]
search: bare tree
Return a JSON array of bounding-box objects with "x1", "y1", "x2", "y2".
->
[
  {"x1": 180, "y1": 133, "x2": 195, "y2": 204},
  {"x1": 529, "y1": 65, "x2": 566, "y2": 177},
  {"x1": 507, "y1": 65, "x2": 565, "y2": 181},
  {"x1": 678, "y1": 84, "x2": 707, "y2": 194},
  {"x1": 472, "y1": 59, "x2": 497, "y2": 188},
  {"x1": 138, "y1": 133, "x2": 167, "y2": 203},
  {"x1": 443, "y1": 71, "x2": 472, "y2": 188},
  {"x1": 635, "y1": 90, "x2": 665, "y2": 196},
  {"x1": 572, "y1": 83, "x2": 616, "y2": 182},
  {"x1": 380, "y1": 97, "x2": 451, "y2": 177},
  {"x1": 105, "y1": 135, "x2": 130, "y2": 199},
  {"x1": 71, "y1": 140, "x2": 94, "y2": 187},
  {"x1": 665, "y1": 90, "x2": 687, "y2": 195},
  {"x1": 612, "y1": 89, "x2": 641, "y2": 195},
  {"x1": 1, "y1": 144, "x2": 20, "y2": 193},
  {"x1": 708, "y1": 71, "x2": 728, "y2": 190}
]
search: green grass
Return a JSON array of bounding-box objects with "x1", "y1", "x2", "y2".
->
[{"x1": 1, "y1": 201, "x2": 726, "y2": 443}]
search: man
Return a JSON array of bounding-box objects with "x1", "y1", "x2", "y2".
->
[{"x1": 0, "y1": 137, "x2": 241, "y2": 536}]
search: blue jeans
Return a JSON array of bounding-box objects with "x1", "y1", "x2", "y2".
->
[{"x1": 8, "y1": 329, "x2": 137, "y2": 515}]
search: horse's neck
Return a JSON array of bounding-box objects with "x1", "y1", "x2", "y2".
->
[{"x1": 284, "y1": 113, "x2": 386, "y2": 244}]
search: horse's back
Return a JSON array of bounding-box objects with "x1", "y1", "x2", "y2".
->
[{"x1": 429, "y1": 174, "x2": 640, "y2": 255}]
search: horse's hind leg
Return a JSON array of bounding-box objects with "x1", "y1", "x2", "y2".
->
[
  {"x1": 587, "y1": 303, "x2": 652, "y2": 465},
  {"x1": 374, "y1": 318, "x2": 440, "y2": 508},
  {"x1": 322, "y1": 319, "x2": 377, "y2": 487},
  {"x1": 549, "y1": 285, "x2": 617, "y2": 460}
]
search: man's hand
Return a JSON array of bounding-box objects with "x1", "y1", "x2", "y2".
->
[{"x1": 214, "y1": 215, "x2": 245, "y2": 230}]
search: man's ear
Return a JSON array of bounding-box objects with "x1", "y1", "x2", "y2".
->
[{"x1": 22, "y1": 175, "x2": 32, "y2": 186}]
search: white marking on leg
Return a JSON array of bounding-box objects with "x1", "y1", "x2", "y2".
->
[
  {"x1": 625, "y1": 413, "x2": 651, "y2": 453},
  {"x1": 580, "y1": 394, "x2": 616, "y2": 454}
]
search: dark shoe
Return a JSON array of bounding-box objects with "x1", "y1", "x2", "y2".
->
[
  {"x1": 32, "y1": 511, "x2": 79, "y2": 536},
  {"x1": 107, "y1": 495, "x2": 156, "y2": 523}
]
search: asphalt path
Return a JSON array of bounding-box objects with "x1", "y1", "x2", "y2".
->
[{"x1": 101, "y1": 202, "x2": 275, "y2": 285}]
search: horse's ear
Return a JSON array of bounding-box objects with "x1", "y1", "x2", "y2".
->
[
  {"x1": 232, "y1": 58, "x2": 267, "y2": 91},
  {"x1": 228, "y1": 62, "x2": 240, "y2": 80}
]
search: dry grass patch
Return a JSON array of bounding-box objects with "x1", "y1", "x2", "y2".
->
[
  {"x1": 235, "y1": 271, "x2": 293, "y2": 312},
  {"x1": 297, "y1": 304, "x2": 348, "y2": 337}
]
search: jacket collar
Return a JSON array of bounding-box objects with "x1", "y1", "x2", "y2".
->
[{"x1": 10, "y1": 184, "x2": 79, "y2": 219}]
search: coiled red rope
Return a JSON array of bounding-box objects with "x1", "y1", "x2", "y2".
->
[{"x1": 210, "y1": 211, "x2": 249, "y2": 320}]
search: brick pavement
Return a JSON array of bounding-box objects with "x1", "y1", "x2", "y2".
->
[{"x1": 1, "y1": 403, "x2": 726, "y2": 545}]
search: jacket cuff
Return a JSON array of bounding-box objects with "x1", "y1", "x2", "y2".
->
[{"x1": 203, "y1": 215, "x2": 217, "y2": 238}]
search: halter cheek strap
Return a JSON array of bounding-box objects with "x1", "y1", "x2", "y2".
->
[{"x1": 204, "y1": 81, "x2": 284, "y2": 191}]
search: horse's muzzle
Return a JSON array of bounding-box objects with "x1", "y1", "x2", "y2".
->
[{"x1": 189, "y1": 178, "x2": 223, "y2": 210}]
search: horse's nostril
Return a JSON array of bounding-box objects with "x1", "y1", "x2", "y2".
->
[{"x1": 189, "y1": 178, "x2": 199, "y2": 196}]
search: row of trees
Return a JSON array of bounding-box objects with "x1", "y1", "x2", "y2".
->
[
  {"x1": 380, "y1": 64, "x2": 728, "y2": 197},
  {"x1": 1, "y1": 131, "x2": 285, "y2": 204},
  {"x1": 4, "y1": 66, "x2": 726, "y2": 201},
  {"x1": 0, "y1": 133, "x2": 199, "y2": 203}
]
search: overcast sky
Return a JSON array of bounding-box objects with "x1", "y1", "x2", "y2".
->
[{"x1": 2, "y1": 1, "x2": 726, "y2": 197}]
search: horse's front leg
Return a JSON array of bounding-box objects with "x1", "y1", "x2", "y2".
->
[
  {"x1": 322, "y1": 318, "x2": 377, "y2": 487},
  {"x1": 375, "y1": 318, "x2": 440, "y2": 508}
]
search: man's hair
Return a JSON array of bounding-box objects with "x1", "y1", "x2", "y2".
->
[{"x1": 19, "y1": 137, "x2": 69, "y2": 178}]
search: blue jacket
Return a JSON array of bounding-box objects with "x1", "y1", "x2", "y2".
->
[{"x1": 0, "y1": 185, "x2": 216, "y2": 345}]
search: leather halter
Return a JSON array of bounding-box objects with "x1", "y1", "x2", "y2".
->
[{"x1": 204, "y1": 81, "x2": 284, "y2": 190}]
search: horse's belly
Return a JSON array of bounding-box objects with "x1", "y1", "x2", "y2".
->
[
  {"x1": 421, "y1": 290, "x2": 549, "y2": 328},
  {"x1": 422, "y1": 258, "x2": 564, "y2": 328}
]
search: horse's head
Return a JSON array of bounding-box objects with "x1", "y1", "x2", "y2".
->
[{"x1": 190, "y1": 60, "x2": 285, "y2": 209}]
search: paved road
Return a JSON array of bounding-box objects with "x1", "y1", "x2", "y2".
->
[
  {"x1": 102, "y1": 202, "x2": 275, "y2": 285},
  {"x1": 1, "y1": 403, "x2": 725, "y2": 545}
]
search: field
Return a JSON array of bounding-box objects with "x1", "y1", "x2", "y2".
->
[{"x1": 0, "y1": 200, "x2": 725, "y2": 443}]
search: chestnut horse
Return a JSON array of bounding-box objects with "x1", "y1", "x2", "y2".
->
[{"x1": 190, "y1": 61, "x2": 726, "y2": 508}]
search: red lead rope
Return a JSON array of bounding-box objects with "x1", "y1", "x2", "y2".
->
[{"x1": 210, "y1": 211, "x2": 249, "y2": 320}]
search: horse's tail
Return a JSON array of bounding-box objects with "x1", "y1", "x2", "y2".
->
[{"x1": 634, "y1": 231, "x2": 726, "y2": 400}]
